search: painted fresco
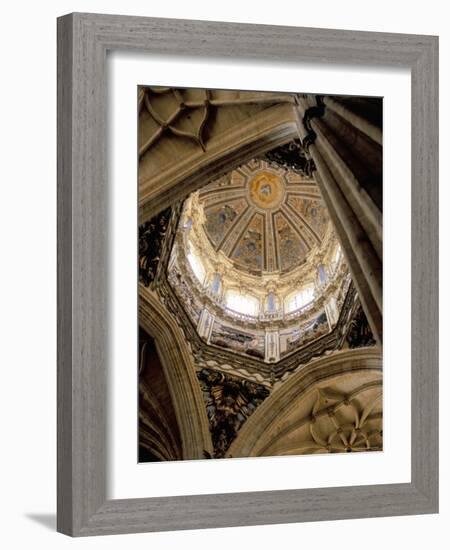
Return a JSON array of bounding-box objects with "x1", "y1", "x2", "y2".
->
[
  {"x1": 274, "y1": 212, "x2": 309, "y2": 272},
  {"x1": 231, "y1": 213, "x2": 264, "y2": 272},
  {"x1": 203, "y1": 198, "x2": 247, "y2": 248},
  {"x1": 288, "y1": 196, "x2": 329, "y2": 240},
  {"x1": 210, "y1": 321, "x2": 265, "y2": 359},
  {"x1": 280, "y1": 311, "x2": 329, "y2": 357}
]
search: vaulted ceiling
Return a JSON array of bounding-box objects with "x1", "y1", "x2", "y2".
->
[{"x1": 198, "y1": 159, "x2": 330, "y2": 275}]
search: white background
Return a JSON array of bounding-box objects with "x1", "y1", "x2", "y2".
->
[{"x1": 0, "y1": 1, "x2": 447, "y2": 548}]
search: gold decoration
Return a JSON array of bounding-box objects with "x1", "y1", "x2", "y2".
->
[{"x1": 248, "y1": 171, "x2": 285, "y2": 210}]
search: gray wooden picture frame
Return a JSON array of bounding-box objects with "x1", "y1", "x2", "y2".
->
[{"x1": 57, "y1": 12, "x2": 439, "y2": 537}]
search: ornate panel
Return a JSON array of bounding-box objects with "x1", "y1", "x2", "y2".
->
[
  {"x1": 280, "y1": 311, "x2": 329, "y2": 358},
  {"x1": 209, "y1": 320, "x2": 265, "y2": 360},
  {"x1": 138, "y1": 207, "x2": 172, "y2": 287},
  {"x1": 167, "y1": 261, "x2": 203, "y2": 325},
  {"x1": 260, "y1": 139, "x2": 316, "y2": 178},
  {"x1": 346, "y1": 305, "x2": 376, "y2": 348},
  {"x1": 197, "y1": 368, "x2": 270, "y2": 458},
  {"x1": 203, "y1": 198, "x2": 248, "y2": 248},
  {"x1": 273, "y1": 212, "x2": 309, "y2": 272},
  {"x1": 260, "y1": 382, "x2": 382, "y2": 457},
  {"x1": 287, "y1": 196, "x2": 329, "y2": 241},
  {"x1": 231, "y1": 213, "x2": 265, "y2": 272}
]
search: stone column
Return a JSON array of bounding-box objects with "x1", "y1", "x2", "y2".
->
[
  {"x1": 295, "y1": 94, "x2": 383, "y2": 344},
  {"x1": 324, "y1": 296, "x2": 339, "y2": 329},
  {"x1": 265, "y1": 329, "x2": 280, "y2": 363}
]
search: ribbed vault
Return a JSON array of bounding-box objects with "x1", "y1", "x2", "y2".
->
[{"x1": 198, "y1": 158, "x2": 329, "y2": 274}]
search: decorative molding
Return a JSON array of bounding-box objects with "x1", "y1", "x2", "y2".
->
[
  {"x1": 139, "y1": 87, "x2": 213, "y2": 155},
  {"x1": 346, "y1": 305, "x2": 377, "y2": 348},
  {"x1": 139, "y1": 87, "x2": 296, "y2": 158},
  {"x1": 258, "y1": 380, "x2": 382, "y2": 457},
  {"x1": 153, "y1": 255, "x2": 368, "y2": 384},
  {"x1": 261, "y1": 139, "x2": 316, "y2": 177},
  {"x1": 300, "y1": 95, "x2": 325, "y2": 151},
  {"x1": 139, "y1": 202, "x2": 183, "y2": 289},
  {"x1": 138, "y1": 206, "x2": 172, "y2": 287},
  {"x1": 139, "y1": 102, "x2": 299, "y2": 222}
]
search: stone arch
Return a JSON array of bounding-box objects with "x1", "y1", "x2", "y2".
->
[
  {"x1": 139, "y1": 286, "x2": 213, "y2": 459},
  {"x1": 228, "y1": 347, "x2": 382, "y2": 458}
]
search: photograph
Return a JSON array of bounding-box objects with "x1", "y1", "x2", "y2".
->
[
  {"x1": 138, "y1": 87, "x2": 383, "y2": 461},
  {"x1": 0, "y1": 0, "x2": 442, "y2": 544}
]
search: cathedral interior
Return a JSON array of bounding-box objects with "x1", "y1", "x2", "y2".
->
[{"x1": 138, "y1": 87, "x2": 383, "y2": 461}]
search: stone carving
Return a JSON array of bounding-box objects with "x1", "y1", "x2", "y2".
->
[
  {"x1": 301, "y1": 95, "x2": 325, "y2": 151},
  {"x1": 139, "y1": 87, "x2": 213, "y2": 155},
  {"x1": 139, "y1": 87, "x2": 294, "y2": 159},
  {"x1": 346, "y1": 305, "x2": 376, "y2": 349},
  {"x1": 167, "y1": 263, "x2": 203, "y2": 324},
  {"x1": 197, "y1": 368, "x2": 270, "y2": 457},
  {"x1": 139, "y1": 207, "x2": 172, "y2": 287},
  {"x1": 299, "y1": 385, "x2": 382, "y2": 454},
  {"x1": 262, "y1": 139, "x2": 316, "y2": 177}
]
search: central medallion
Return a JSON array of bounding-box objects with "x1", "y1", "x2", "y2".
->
[{"x1": 248, "y1": 170, "x2": 285, "y2": 210}]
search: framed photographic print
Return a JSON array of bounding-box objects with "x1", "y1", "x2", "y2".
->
[{"x1": 57, "y1": 13, "x2": 438, "y2": 536}]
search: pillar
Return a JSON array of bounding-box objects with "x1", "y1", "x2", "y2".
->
[
  {"x1": 295, "y1": 94, "x2": 383, "y2": 344},
  {"x1": 265, "y1": 329, "x2": 280, "y2": 362}
]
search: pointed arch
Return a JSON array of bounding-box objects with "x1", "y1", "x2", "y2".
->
[
  {"x1": 139, "y1": 285, "x2": 213, "y2": 459},
  {"x1": 228, "y1": 347, "x2": 382, "y2": 458}
]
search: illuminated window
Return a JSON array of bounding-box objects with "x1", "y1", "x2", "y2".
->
[
  {"x1": 267, "y1": 291, "x2": 276, "y2": 313},
  {"x1": 334, "y1": 245, "x2": 342, "y2": 264},
  {"x1": 285, "y1": 286, "x2": 314, "y2": 313},
  {"x1": 317, "y1": 264, "x2": 327, "y2": 284},
  {"x1": 225, "y1": 290, "x2": 259, "y2": 317},
  {"x1": 187, "y1": 249, "x2": 206, "y2": 284},
  {"x1": 210, "y1": 273, "x2": 222, "y2": 294}
]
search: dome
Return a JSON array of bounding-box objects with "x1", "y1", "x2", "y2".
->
[
  {"x1": 166, "y1": 157, "x2": 350, "y2": 364},
  {"x1": 198, "y1": 159, "x2": 330, "y2": 275}
]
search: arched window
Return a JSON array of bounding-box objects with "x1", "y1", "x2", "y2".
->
[
  {"x1": 210, "y1": 272, "x2": 222, "y2": 294},
  {"x1": 334, "y1": 244, "x2": 342, "y2": 264},
  {"x1": 317, "y1": 263, "x2": 328, "y2": 285},
  {"x1": 266, "y1": 291, "x2": 277, "y2": 313},
  {"x1": 285, "y1": 286, "x2": 314, "y2": 313},
  {"x1": 225, "y1": 290, "x2": 259, "y2": 317},
  {"x1": 187, "y1": 249, "x2": 206, "y2": 284}
]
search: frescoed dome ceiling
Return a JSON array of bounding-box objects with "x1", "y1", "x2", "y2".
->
[{"x1": 198, "y1": 159, "x2": 330, "y2": 274}]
